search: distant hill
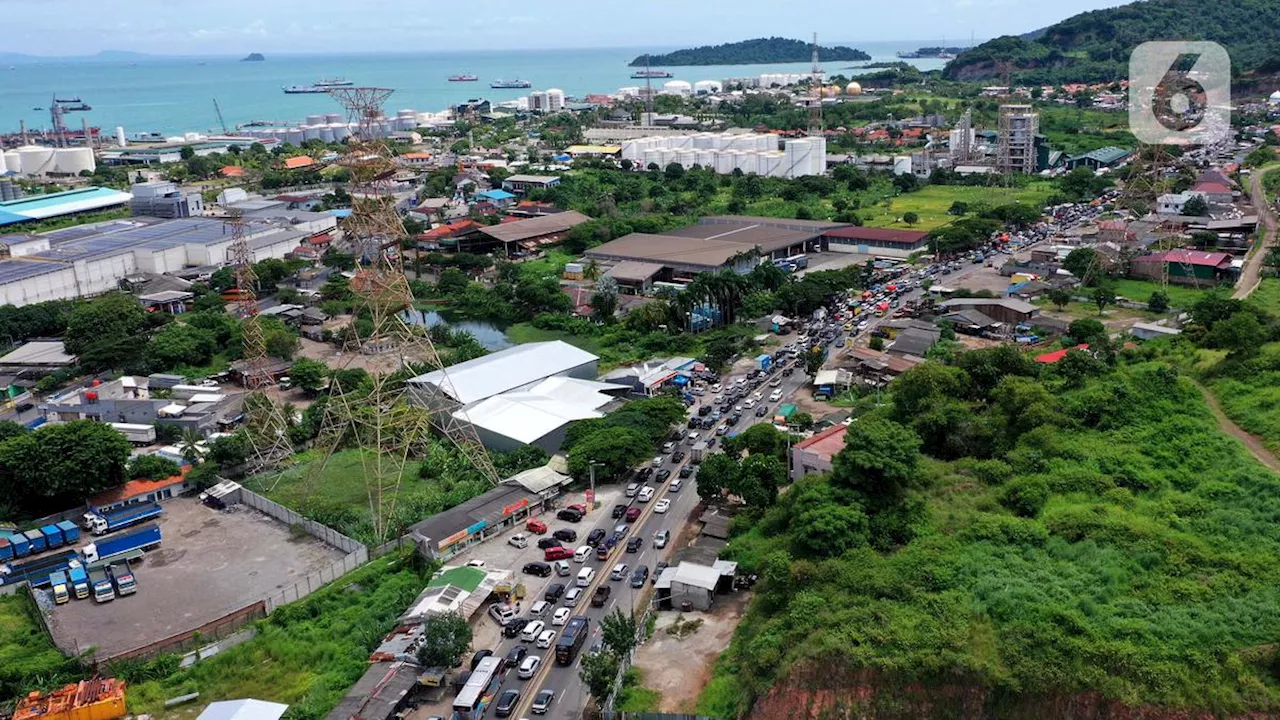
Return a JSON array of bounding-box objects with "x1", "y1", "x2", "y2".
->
[
  {"x1": 631, "y1": 37, "x2": 869, "y2": 67},
  {"x1": 945, "y1": 0, "x2": 1280, "y2": 82},
  {"x1": 241, "y1": 53, "x2": 265, "y2": 62}
]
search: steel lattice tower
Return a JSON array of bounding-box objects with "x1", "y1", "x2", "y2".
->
[
  {"x1": 308, "y1": 88, "x2": 500, "y2": 542},
  {"x1": 808, "y1": 33, "x2": 823, "y2": 138}
]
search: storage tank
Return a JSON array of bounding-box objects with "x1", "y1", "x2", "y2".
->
[
  {"x1": 115, "y1": 126, "x2": 126, "y2": 147},
  {"x1": 693, "y1": 80, "x2": 722, "y2": 95},
  {"x1": 662, "y1": 80, "x2": 692, "y2": 96},
  {"x1": 642, "y1": 148, "x2": 663, "y2": 169},
  {"x1": 54, "y1": 147, "x2": 95, "y2": 175},
  {"x1": 845, "y1": 81, "x2": 863, "y2": 95},
  {"x1": 734, "y1": 151, "x2": 757, "y2": 173},
  {"x1": 677, "y1": 149, "x2": 697, "y2": 168},
  {"x1": 0, "y1": 152, "x2": 6, "y2": 175},
  {"x1": 17, "y1": 145, "x2": 54, "y2": 176},
  {"x1": 810, "y1": 136, "x2": 828, "y2": 175},
  {"x1": 325, "y1": 113, "x2": 343, "y2": 124},
  {"x1": 3, "y1": 152, "x2": 19, "y2": 176},
  {"x1": 331, "y1": 123, "x2": 351, "y2": 140},
  {"x1": 893, "y1": 155, "x2": 912, "y2": 176},
  {"x1": 691, "y1": 133, "x2": 714, "y2": 150},
  {"x1": 285, "y1": 128, "x2": 304, "y2": 146},
  {"x1": 759, "y1": 151, "x2": 784, "y2": 178},
  {"x1": 669, "y1": 135, "x2": 692, "y2": 150},
  {"x1": 696, "y1": 149, "x2": 715, "y2": 167},
  {"x1": 784, "y1": 139, "x2": 813, "y2": 179},
  {"x1": 318, "y1": 125, "x2": 336, "y2": 143},
  {"x1": 622, "y1": 138, "x2": 643, "y2": 162},
  {"x1": 714, "y1": 151, "x2": 735, "y2": 174},
  {"x1": 302, "y1": 125, "x2": 322, "y2": 142},
  {"x1": 306, "y1": 115, "x2": 325, "y2": 126}
]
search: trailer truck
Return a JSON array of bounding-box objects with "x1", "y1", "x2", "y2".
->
[
  {"x1": 67, "y1": 562, "x2": 89, "y2": 599},
  {"x1": 48, "y1": 571, "x2": 69, "y2": 604},
  {"x1": 690, "y1": 441, "x2": 708, "y2": 464},
  {"x1": 82, "y1": 523, "x2": 161, "y2": 565},
  {"x1": 0, "y1": 550, "x2": 78, "y2": 587},
  {"x1": 82, "y1": 502, "x2": 163, "y2": 536},
  {"x1": 89, "y1": 567, "x2": 114, "y2": 603},
  {"x1": 108, "y1": 559, "x2": 136, "y2": 596}
]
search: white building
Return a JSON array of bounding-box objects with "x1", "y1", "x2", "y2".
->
[
  {"x1": 1157, "y1": 193, "x2": 1191, "y2": 215},
  {"x1": 545, "y1": 89, "x2": 566, "y2": 113},
  {"x1": 620, "y1": 132, "x2": 825, "y2": 178}
]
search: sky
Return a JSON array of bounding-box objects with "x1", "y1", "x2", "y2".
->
[{"x1": 0, "y1": 0, "x2": 1133, "y2": 57}]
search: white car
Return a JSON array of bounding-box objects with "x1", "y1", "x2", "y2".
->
[
  {"x1": 520, "y1": 620, "x2": 545, "y2": 642},
  {"x1": 552, "y1": 607, "x2": 572, "y2": 626},
  {"x1": 563, "y1": 587, "x2": 582, "y2": 607},
  {"x1": 769, "y1": 389, "x2": 783, "y2": 402},
  {"x1": 536, "y1": 629, "x2": 557, "y2": 648},
  {"x1": 637, "y1": 486, "x2": 655, "y2": 503},
  {"x1": 507, "y1": 533, "x2": 529, "y2": 549},
  {"x1": 711, "y1": 383, "x2": 723, "y2": 393},
  {"x1": 743, "y1": 399, "x2": 756, "y2": 409},
  {"x1": 518, "y1": 654, "x2": 543, "y2": 679},
  {"x1": 654, "y1": 498, "x2": 670, "y2": 514}
]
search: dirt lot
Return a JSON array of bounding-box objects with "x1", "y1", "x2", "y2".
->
[
  {"x1": 632, "y1": 592, "x2": 750, "y2": 713},
  {"x1": 42, "y1": 497, "x2": 344, "y2": 659}
]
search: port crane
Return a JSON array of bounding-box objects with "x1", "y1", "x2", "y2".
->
[{"x1": 50, "y1": 95, "x2": 91, "y2": 147}]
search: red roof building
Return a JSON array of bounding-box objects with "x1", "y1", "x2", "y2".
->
[
  {"x1": 283, "y1": 155, "x2": 316, "y2": 170},
  {"x1": 220, "y1": 166, "x2": 245, "y2": 178},
  {"x1": 790, "y1": 424, "x2": 849, "y2": 480},
  {"x1": 1035, "y1": 344, "x2": 1090, "y2": 364},
  {"x1": 417, "y1": 219, "x2": 481, "y2": 246},
  {"x1": 824, "y1": 226, "x2": 929, "y2": 256}
]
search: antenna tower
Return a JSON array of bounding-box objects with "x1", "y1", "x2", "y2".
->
[
  {"x1": 224, "y1": 210, "x2": 294, "y2": 475},
  {"x1": 308, "y1": 87, "x2": 499, "y2": 542},
  {"x1": 808, "y1": 32, "x2": 823, "y2": 138}
]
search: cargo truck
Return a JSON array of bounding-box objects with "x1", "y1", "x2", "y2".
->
[
  {"x1": 109, "y1": 423, "x2": 157, "y2": 445},
  {"x1": 55, "y1": 520, "x2": 80, "y2": 545},
  {"x1": 40, "y1": 524, "x2": 64, "y2": 549},
  {"x1": 82, "y1": 523, "x2": 161, "y2": 565},
  {"x1": 690, "y1": 441, "x2": 708, "y2": 464},
  {"x1": 22, "y1": 528, "x2": 46, "y2": 553},
  {"x1": 0, "y1": 550, "x2": 78, "y2": 587},
  {"x1": 89, "y1": 567, "x2": 114, "y2": 603},
  {"x1": 67, "y1": 562, "x2": 89, "y2": 599},
  {"x1": 82, "y1": 502, "x2": 162, "y2": 536},
  {"x1": 0, "y1": 536, "x2": 11, "y2": 562},
  {"x1": 48, "y1": 571, "x2": 69, "y2": 604},
  {"x1": 8, "y1": 533, "x2": 29, "y2": 558},
  {"x1": 108, "y1": 559, "x2": 136, "y2": 596}
]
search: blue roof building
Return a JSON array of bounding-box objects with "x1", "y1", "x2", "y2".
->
[
  {"x1": 0, "y1": 187, "x2": 133, "y2": 227},
  {"x1": 474, "y1": 189, "x2": 516, "y2": 203}
]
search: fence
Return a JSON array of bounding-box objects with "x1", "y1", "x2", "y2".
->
[
  {"x1": 108, "y1": 601, "x2": 267, "y2": 662},
  {"x1": 263, "y1": 547, "x2": 368, "y2": 613},
  {"x1": 238, "y1": 488, "x2": 366, "y2": 554}
]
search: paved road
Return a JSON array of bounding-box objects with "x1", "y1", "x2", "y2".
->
[{"x1": 1234, "y1": 169, "x2": 1278, "y2": 300}]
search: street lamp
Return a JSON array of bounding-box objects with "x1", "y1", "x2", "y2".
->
[{"x1": 588, "y1": 460, "x2": 603, "y2": 511}]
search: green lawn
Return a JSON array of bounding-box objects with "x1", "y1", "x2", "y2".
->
[
  {"x1": 1205, "y1": 340, "x2": 1280, "y2": 455},
  {"x1": 1246, "y1": 278, "x2": 1280, "y2": 315},
  {"x1": 1033, "y1": 298, "x2": 1162, "y2": 322},
  {"x1": 0, "y1": 592, "x2": 81, "y2": 701},
  {"x1": 1108, "y1": 278, "x2": 1219, "y2": 310},
  {"x1": 858, "y1": 183, "x2": 1057, "y2": 231}
]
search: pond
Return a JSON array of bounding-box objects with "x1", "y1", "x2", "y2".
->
[{"x1": 403, "y1": 308, "x2": 514, "y2": 351}]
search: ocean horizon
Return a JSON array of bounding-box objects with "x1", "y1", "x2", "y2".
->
[{"x1": 2, "y1": 42, "x2": 949, "y2": 137}]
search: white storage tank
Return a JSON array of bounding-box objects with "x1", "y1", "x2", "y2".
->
[
  {"x1": 693, "y1": 80, "x2": 722, "y2": 95},
  {"x1": 3, "y1": 151, "x2": 20, "y2": 175},
  {"x1": 285, "y1": 128, "x2": 304, "y2": 146},
  {"x1": 115, "y1": 126, "x2": 126, "y2": 148},
  {"x1": 758, "y1": 134, "x2": 777, "y2": 151},
  {"x1": 319, "y1": 125, "x2": 336, "y2": 143},
  {"x1": 325, "y1": 113, "x2": 343, "y2": 124},
  {"x1": 714, "y1": 151, "x2": 735, "y2": 174},
  {"x1": 54, "y1": 147, "x2": 95, "y2": 175},
  {"x1": 306, "y1": 115, "x2": 325, "y2": 126},
  {"x1": 642, "y1": 148, "x2": 663, "y2": 168},
  {"x1": 734, "y1": 151, "x2": 757, "y2": 173},
  {"x1": 622, "y1": 139, "x2": 643, "y2": 162},
  {"x1": 784, "y1": 139, "x2": 813, "y2": 179},
  {"x1": 691, "y1": 133, "x2": 714, "y2": 150},
  {"x1": 696, "y1": 149, "x2": 715, "y2": 167},
  {"x1": 17, "y1": 145, "x2": 54, "y2": 176},
  {"x1": 677, "y1": 149, "x2": 697, "y2": 168},
  {"x1": 662, "y1": 80, "x2": 692, "y2": 96},
  {"x1": 893, "y1": 155, "x2": 912, "y2": 176},
  {"x1": 331, "y1": 123, "x2": 351, "y2": 140},
  {"x1": 669, "y1": 135, "x2": 692, "y2": 150},
  {"x1": 0, "y1": 152, "x2": 6, "y2": 175},
  {"x1": 302, "y1": 125, "x2": 322, "y2": 141},
  {"x1": 759, "y1": 152, "x2": 784, "y2": 177}
]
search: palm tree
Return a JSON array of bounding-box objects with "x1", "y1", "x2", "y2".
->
[
  {"x1": 178, "y1": 428, "x2": 203, "y2": 465},
  {"x1": 584, "y1": 258, "x2": 602, "y2": 281}
]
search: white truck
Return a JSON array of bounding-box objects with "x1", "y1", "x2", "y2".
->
[
  {"x1": 690, "y1": 441, "x2": 708, "y2": 464},
  {"x1": 110, "y1": 423, "x2": 156, "y2": 445}
]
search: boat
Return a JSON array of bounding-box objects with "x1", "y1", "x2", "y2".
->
[
  {"x1": 314, "y1": 78, "x2": 353, "y2": 87},
  {"x1": 449, "y1": 74, "x2": 479, "y2": 82},
  {"x1": 896, "y1": 51, "x2": 922, "y2": 59},
  {"x1": 283, "y1": 78, "x2": 354, "y2": 94},
  {"x1": 490, "y1": 78, "x2": 532, "y2": 89},
  {"x1": 630, "y1": 69, "x2": 673, "y2": 79}
]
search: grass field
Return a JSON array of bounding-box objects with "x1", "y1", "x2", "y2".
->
[
  {"x1": 1108, "y1": 278, "x2": 1219, "y2": 310},
  {"x1": 1034, "y1": 298, "x2": 1163, "y2": 322},
  {"x1": 0, "y1": 592, "x2": 80, "y2": 701},
  {"x1": 857, "y1": 183, "x2": 1057, "y2": 231},
  {"x1": 1247, "y1": 278, "x2": 1280, "y2": 314}
]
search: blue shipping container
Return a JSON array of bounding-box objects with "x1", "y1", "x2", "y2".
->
[
  {"x1": 756, "y1": 354, "x2": 772, "y2": 371},
  {"x1": 9, "y1": 533, "x2": 29, "y2": 558},
  {"x1": 55, "y1": 521, "x2": 80, "y2": 544},
  {"x1": 40, "y1": 524, "x2": 63, "y2": 549},
  {"x1": 23, "y1": 529, "x2": 46, "y2": 553}
]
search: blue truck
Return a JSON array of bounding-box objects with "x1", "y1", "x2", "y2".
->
[
  {"x1": 22, "y1": 529, "x2": 46, "y2": 554},
  {"x1": 40, "y1": 524, "x2": 64, "y2": 549},
  {"x1": 82, "y1": 502, "x2": 163, "y2": 536},
  {"x1": 82, "y1": 523, "x2": 162, "y2": 566},
  {"x1": 0, "y1": 550, "x2": 78, "y2": 587},
  {"x1": 108, "y1": 559, "x2": 137, "y2": 596},
  {"x1": 8, "y1": 533, "x2": 29, "y2": 558},
  {"x1": 67, "y1": 562, "x2": 89, "y2": 599}
]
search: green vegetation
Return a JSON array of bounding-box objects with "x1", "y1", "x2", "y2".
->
[
  {"x1": 127, "y1": 552, "x2": 427, "y2": 720},
  {"x1": 856, "y1": 183, "x2": 1055, "y2": 231},
  {"x1": 946, "y1": 0, "x2": 1280, "y2": 82},
  {"x1": 0, "y1": 420, "x2": 131, "y2": 520},
  {"x1": 615, "y1": 668, "x2": 662, "y2": 712},
  {"x1": 1108, "y1": 278, "x2": 1218, "y2": 310},
  {"x1": 0, "y1": 207, "x2": 131, "y2": 234},
  {"x1": 0, "y1": 592, "x2": 81, "y2": 700},
  {"x1": 631, "y1": 37, "x2": 868, "y2": 66},
  {"x1": 701, "y1": 340, "x2": 1280, "y2": 716}
]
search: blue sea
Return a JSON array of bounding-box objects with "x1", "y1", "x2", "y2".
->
[{"x1": 1, "y1": 43, "x2": 946, "y2": 137}]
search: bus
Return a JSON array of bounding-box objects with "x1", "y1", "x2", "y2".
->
[
  {"x1": 452, "y1": 656, "x2": 504, "y2": 720},
  {"x1": 555, "y1": 616, "x2": 590, "y2": 665}
]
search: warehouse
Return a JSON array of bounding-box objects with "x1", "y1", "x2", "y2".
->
[
  {"x1": 471, "y1": 210, "x2": 592, "y2": 255},
  {"x1": 824, "y1": 226, "x2": 930, "y2": 258},
  {"x1": 1128, "y1": 249, "x2": 1236, "y2": 286},
  {"x1": 0, "y1": 187, "x2": 133, "y2": 228},
  {"x1": 456, "y1": 376, "x2": 628, "y2": 453},
  {"x1": 407, "y1": 340, "x2": 599, "y2": 409}
]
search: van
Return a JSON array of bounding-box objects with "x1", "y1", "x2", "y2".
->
[
  {"x1": 577, "y1": 566, "x2": 596, "y2": 587},
  {"x1": 669, "y1": 478, "x2": 683, "y2": 493},
  {"x1": 553, "y1": 560, "x2": 571, "y2": 577},
  {"x1": 574, "y1": 545, "x2": 592, "y2": 563},
  {"x1": 686, "y1": 431, "x2": 699, "y2": 445},
  {"x1": 520, "y1": 620, "x2": 545, "y2": 642},
  {"x1": 529, "y1": 600, "x2": 551, "y2": 618}
]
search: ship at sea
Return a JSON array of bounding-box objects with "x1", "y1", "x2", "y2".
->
[
  {"x1": 449, "y1": 74, "x2": 479, "y2": 82},
  {"x1": 282, "y1": 78, "x2": 355, "y2": 94},
  {"x1": 490, "y1": 78, "x2": 532, "y2": 89},
  {"x1": 630, "y1": 69, "x2": 673, "y2": 79}
]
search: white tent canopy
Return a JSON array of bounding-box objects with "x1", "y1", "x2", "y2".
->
[{"x1": 197, "y1": 699, "x2": 289, "y2": 720}]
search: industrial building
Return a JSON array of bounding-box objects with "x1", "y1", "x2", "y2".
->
[
  {"x1": 129, "y1": 181, "x2": 205, "y2": 219},
  {"x1": 824, "y1": 226, "x2": 929, "y2": 258},
  {"x1": 1128, "y1": 249, "x2": 1236, "y2": 286},
  {"x1": 0, "y1": 187, "x2": 133, "y2": 228},
  {"x1": 408, "y1": 340, "x2": 600, "y2": 407},
  {"x1": 0, "y1": 145, "x2": 97, "y2": 177},
  {"x1": 620, "y1": 132, "x2": 826, "y2": 178},
  {"x1": 996, "y1": 105, "x2": 1039, "y2": 175},
  {"x1": 40, "y1": 375, "x2": 238, "y2": 434},
  {"x1": 472, "y1": 210, "x2": 591, "y2": 254},
  {"x1": 938, "y1": 297, "x2": 1040, "y2": 325}
]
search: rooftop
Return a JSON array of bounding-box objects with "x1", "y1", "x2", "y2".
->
[
  {"x1": 1133, "y1": 249, "x2": 1233, "y2": 267},
  {"x1": 794, "y1": 423, "x2": 848, "y2": 460},
  {"x1": 1070, "y1": 146, "x2": 1131, "y2": 164},
  {"x1": 939, "y1": 297, "x2": 1037, "y2": 314},
  {"x1": 476, "y1": 210, "x2": 592, "y2": 244},
  {"x1": 824, "y1": 226, "x2": 929, "y2": 244},
  {"x1": 504, "y1": 174, "x2": 560, "y2": 183},
  {"x1": 197, "y1": 700, "x2": 289, "y2": 720},
  {"x1": 0, "y1": 187, "x2": 133, "y2": 227},
  {"x1": 408, "y1": 340, "x2": 598, "y2": 405},
  {"x1": 604, "y1": 260, "x2": 665, "y2": 282},
  {"x1": 0, "y1": 340, "x2": 76, "y2": 366}
]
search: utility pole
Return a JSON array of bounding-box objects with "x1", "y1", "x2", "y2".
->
[{"x1": 588, "y1": 460, "x2": 602, "y2": 510}]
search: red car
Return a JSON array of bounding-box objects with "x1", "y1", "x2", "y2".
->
[
  {"x1": 624, "y1": 507, "x2": 642, "y2": 523},
  {"x1": 526, "y1": 519, "x2": 547, "y2": 534},
  {"x1": 544, "y1": 546, "x2": 574, "y2": 561},
  {"x1": 566, "y1": 504, "x2": 588, "y2": 515}
]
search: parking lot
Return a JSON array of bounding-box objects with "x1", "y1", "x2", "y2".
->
[{"x1": 42, "y1": 497, "x2": 345, "y2": 659}]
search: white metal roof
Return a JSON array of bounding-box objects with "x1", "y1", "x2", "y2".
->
[
  {"x1": 671, "y1": 562, "x2": 721, "y2": 591},
  {"x1": 507, "y1": 465, "x2": 572, "y2": 494},
  {"x1": 458, "y1": 393, "x2": 605, "y2": 445},
  {"x1": 409, "y1": 340, "x2": 597, "y2": 404},
  {"x1": 0, "y1": 341, "x2": 75, "y2": 366},
  {"x1": 197, "y1": 699, "x2": 289, "y2": 720}
]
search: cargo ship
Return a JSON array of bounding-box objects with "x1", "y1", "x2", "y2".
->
[
  {"x1": 490, "y1": 78, "x2": 532, "y2": 89},
  {"x1": 630, "y1": 69, "x2": 674, "y2": 79},
  {"x1": 449, "y1": 74, "x2": 479, "y2": 82},
  {"x1": 282, "y1": 78, "x2": 355, "y2": 94}
]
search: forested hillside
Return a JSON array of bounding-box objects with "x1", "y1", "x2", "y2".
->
[
  {"x1": 701, "y1": 340, "x2": 1280, "y2": 718},
  {"x1": 631, "y1": 37, "x2": 868, "y2": 67},
  {"x1": 945, "y1": 0, "x2": 1280, "y2": 82}
]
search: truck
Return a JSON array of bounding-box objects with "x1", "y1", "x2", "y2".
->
[
  {"x1": 48, "y1": 571, "x2": 69, "y2": 604},
  {"x1": 0, "y1": 550, "x2": 78, "y2": 587},
  {"x1": 8, "y1": 533, "x2": 29, "y2": 558},
  {"x1": 82, "y1": 523, "x2": 161, "y2": 566},
  {"x1": 690, "y1": 441, "x2": 708, "y2": 464},
  {"x1": 55, "y1": 520, "x2": 80, "y2": 545},
  {"x1": 109, "y1": 423, "x2": 157, "y2": 446},
  {"x1": 67, "y1": 562, "x2": 89, "y2": 599},
  {"x1": 22, "y1": 528, "x2": 46, "y2": 554},
  {"x1": 0, "y1": 536, "x2": 11, "y2": 562},
  {"x1": 554, "y1": 616, "x2": 589, "y2": 665},
  {"x1": 89, "y1": 567, "x2": 114, "y2": 603},
  {"x1": 108, "y1": 559, "x2": 136, "y2": 596},
  {"x1": 82, "y1": 502, "x2": 163, "y2": 536},
  {"x1": 40, "y1": 524, "x2": 64, "y2": 549}
]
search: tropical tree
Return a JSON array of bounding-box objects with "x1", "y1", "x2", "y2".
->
[
  {"x1": 601, "y1": 609, "x2": 640, "y2": 657},
  {"x1": 179, "y1": 428, "x2": 204, "y2": 465},
  {"x1": 415, "y1": 613, "x2": 473, "y2": 669},
  {"x1": 1092, "y1": 284, "x2": 1116, "y2": 315},
  {"x1": 584, "y1": 258, "x2": 602, "y2": 281},
  {"x1": 1046, "y1": 287, "x2": 1073, "y2": 311}
]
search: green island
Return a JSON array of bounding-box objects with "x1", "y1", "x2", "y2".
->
[{"x1": 631, "y1": 37, "x2": 869, "y2": 66}]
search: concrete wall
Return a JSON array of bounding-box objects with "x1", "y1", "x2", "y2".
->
[
  {"x1": 669, "y1": 582, "x2": 713, "y2": 611},
  {"x1": 790, "y1": 446, "x2": 835, "y2": 481},
  {"x1": 0, "y1": 268, "x2": 79, "y2": 305}
]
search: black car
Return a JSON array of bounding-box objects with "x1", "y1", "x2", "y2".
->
[
  {"x1": 471, "y1": 649, "x2": 493, "y2": 671},
  {"x1": 587, "y1": 528, "x2": 607, "y2": 546},
  {"x1": 678, "y1": 465, "x2": 694, "y2": 479},
  {"x1": 698, "y1": 405, "x2": 712, "y2": 417},
  {"x1": 756, "y1": 405, "x2": 770, "y2": 417},
  {"x1": 656, "y1": 468, "x2": 671, "y2": 482},
  {"x1": 626, "y1": 537, "x2": 643, "y2": 553},
  {"x1": 729, "y1": 412, "x2": 742, "y2": 425},
  {"x1": 557, "y1": 508, "x2": 584, "y2": 523},
  {"x1": 637, "y1": 467, "x2": 653, "y2": 481},
  {"x1": 671, "y1": 450, "x2": 685, "y2": 463},
  {"x1": 591, "y1": 585, "x2": 612, "y2": 607},
  {"x1": 504, "y1": 645, "x2": 527, "y2": 669},
  {"x1": 553, "y1": 529, "x2": 578, "y2": 543},
  {"x1": 611, "y1": 504, "x2": 627, "y2": 519},
  {"x1": 494, "y1": 689, "x2": 521, "y2": 718},
  {"x1": 707, "y1": 437, "x2": 717, "y2": 448},
  {"x1": 536, "y1": 537, "x2": 561, "y2": 550},
  {"x1": 652, "y1": 560, "x2": 669, "y2": 583},
  {"x1": 522, "y1": 562, "x2": 552, "y2": 577},
  {"x1": 503, "y1": 617, "x2": 525, "y2": 638},
  {"x1": 609, "y1": 531, "x2": 626, "y2": 547},
  {"x1": 545, "y1": 583, "x2": 566, "y2": 602},
  {"x1": 630, "y1": 566, "x2": 650, "y2": 587}
]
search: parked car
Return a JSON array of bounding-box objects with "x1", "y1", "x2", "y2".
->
[
  {"x1": 653, "y1": 560, "x2": 669, "y2": 583},
  {"x1": 544, "y1": 546, "x2": 573, "y2": 562},
  {"x1": 525, "y1": 519, "x2": 547, "y2": 534},
  {"x1": 507, "y1": 533, "x2": 529, "y2": 549},
  {"x1": 625, "y1": 483, "x2": 639, "y2": 498},
  {"x1": 522, "y1": 562, "x2": 552, "y2": 577},
  {"x1": 495, "y1": 690, "x2": 521, "y2": 717},
  {"x1": 553, "y1": 529, "x2": 578, "y2": 543},
  {"x1": 556, "y1": 508, "x2": 584, "y2": 523},
  {"x1": 612, "y1": 503, "x2": 628, "y2": 519}
]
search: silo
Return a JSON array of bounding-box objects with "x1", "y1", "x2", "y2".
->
[
  {"x1": 642, "y1": 148, "x2": 663, "y2": 168},
  {"x1": 810, "y1": 136, "x2": 828, "y2": 175},
  {"x1": 693, "y1": 80, "x2": 722, "y2": 95},
  {"x1": 734, "y1": 151, "x2": 757, "y2": 173},
  {"x1": 0, "y1": 152, "x2": 6, "y2": 175},
  {"x1": 622, "y1": 139, "x2": 642, "y2": 162},
  {"x1": 784, "y1": 140, "x2": 812, "y2": 179},
  {"x1": 285, "y1": 128, "x2": 304, "y2": 146},
  {"x1": 709, "y1": 134, "x2": 728, "y2": 151},
  {"x1": 331, "y1": 123, "x2": 351, "y2": 140},
  {"x1": 306, "y1": 115, "x2": 325, "y2": 126},
  {"x1": 662, "y1": 80, "x2": 692, "y2": 96},
  {"x1": 670, "y1": 135, "x2": 692, "y2": 150},
  {"x1": 302, "y1": 125, "x2": 322, "y2": 142},
  {"x1": 691, "y1": 133, "x2": 713, "y2": 150},
  {"x1": 18, "y1": 146, "x2": 55, "y2": 176},
  {"x1": 325, "y1": 113, "x2": 343, "y2": 124},
  {"x1": 54, "y1": 148, "x2": 95, "y2": 175},
  {"x1": 696, "y1": 149, "x2": 715, "y2": 167},
  {"x1": 759, "y1": 151, "x2": 785, "y2": 178},
  {"x1": 893, "y1": 155, "x2": 912, "y2": 176},
  {"x1": 714, "y1": 151, "x2": 735, "y2": 174},
  {"x1": 3, "y1": 151, "x2": 20, "y2": 176},
  {"x1": 677, "y1": 149, "x2": 697, "y2": 168},
  {"x1": 319, "y1": 125, "x2": 336, "y2": 143}
]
